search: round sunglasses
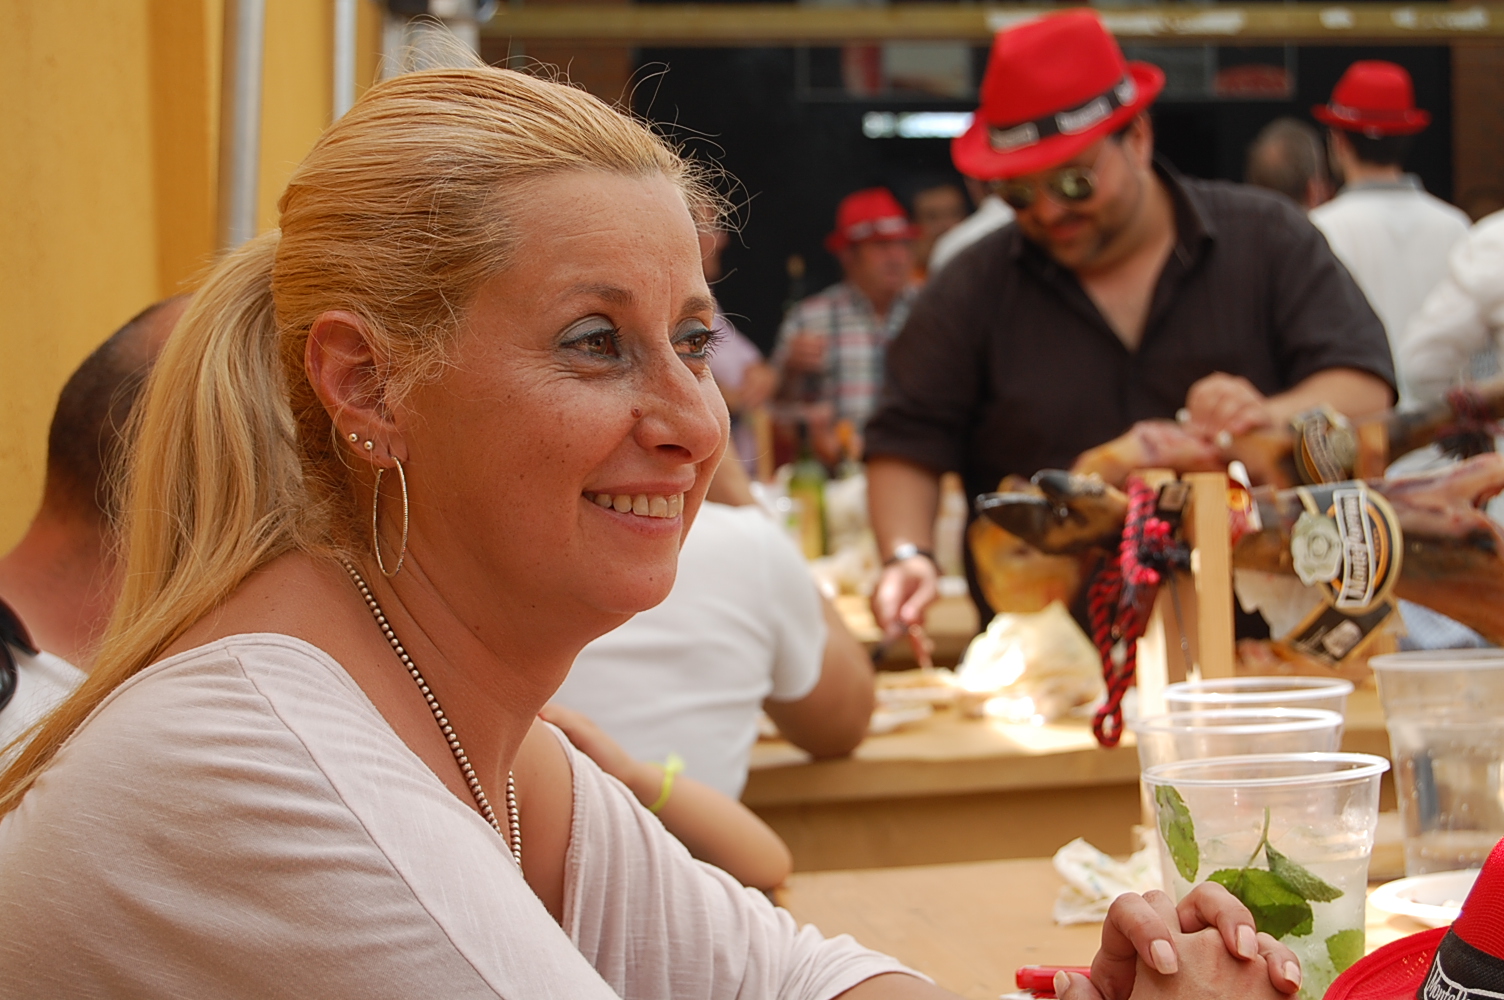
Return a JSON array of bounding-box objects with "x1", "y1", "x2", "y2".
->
[{"x1": 993, "y1": 142, "x2": 1113, "y2": 211}]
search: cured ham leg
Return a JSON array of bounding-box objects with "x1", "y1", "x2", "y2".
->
[
  {"x1": 975, "y1": 455, "x2": 1504, "y2": 644},
  {"x1": 1071, "y1": 379, "x2": 1504, "y2": 489}
]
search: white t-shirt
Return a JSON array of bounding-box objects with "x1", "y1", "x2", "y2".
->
[
  {"x1": 0, "y1": 643, "x2": 84, "y2": 749},
  {"x1": 928, "y1": 195, "x2": 1015, "y2": 277},
  {"x1": 1309, "y1": 178, "x2": 1470, "y2": 404},
  {"x1": 556, "y1": 502, "x2": 826, "y2": 798},
  {"x1": 0, "y1": 633, "x2": 916, "y2": 998},
  {"x1": 1401, "y1": 209, "x2": 1504, "y2": 404}
]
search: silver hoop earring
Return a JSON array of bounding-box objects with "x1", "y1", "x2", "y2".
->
[{"x1": 372, "y1": 456, "x2": 409, "y2": 578}]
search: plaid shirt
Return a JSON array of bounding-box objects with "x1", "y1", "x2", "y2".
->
[{"x1": 773, "y1": 282, "x2": 916, "y2": 428}]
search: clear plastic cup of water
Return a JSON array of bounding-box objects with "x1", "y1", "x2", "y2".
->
[
  {"x1": 1130, "y1": 709, "x2": 1346, "y2": 771},
  {"x1": 1143, "y1": 752, "x2": 1389, "y2": 1000},
  {"x1": 1164, "y1": 677, "x2": 1354, "y2": 716},
  {"x1": 1369, "y1": 650, "x2": 1504, "y2": 875}
]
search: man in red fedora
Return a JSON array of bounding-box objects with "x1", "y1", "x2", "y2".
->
[
  {"x1": 863, "y1": 10, "x2": 1395, "y2": 632},
  {"x1": 773, "y1": 187, "x2": 918, "y2": 463},
  {"x1": 1310, "y1": 60, "x2": 1470, "y2": 406}
]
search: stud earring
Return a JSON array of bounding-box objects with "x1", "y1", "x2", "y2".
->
[
  {"x1": 363, "y1": 440, "x2": 374, "y2": 451},
  {"x1": 347, "y1": 432, "x2": 359, "y2": 443}
]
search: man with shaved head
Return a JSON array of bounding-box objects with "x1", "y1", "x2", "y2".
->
[{"x1": 0, "y1": 297, "x2": 185, "y2": 744}]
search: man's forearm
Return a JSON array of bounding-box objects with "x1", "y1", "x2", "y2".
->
[
  {"x1": 866, "y1": 456, "x2": 942, "y2": 557},
  {"x1": 1265, "y1": 367, "x2": 1393, "y2": 426}
]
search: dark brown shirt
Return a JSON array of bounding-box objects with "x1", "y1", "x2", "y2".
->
[{"x1": 866, "y1": 161, "x2": 1396, "y2": 511}]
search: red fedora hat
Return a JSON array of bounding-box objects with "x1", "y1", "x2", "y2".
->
[
  {"x1": 825, "y1": 188, "x2": 918, "y2": 254},
  {"x1": 1325, "y1": 836, "x2": 1504, "y2": 1000},
  {"x1": 1313, "y1": 61, "x2": 1431, "y2": 137},
  {"x1": 953, "y1": 10, "x2": 1164, "y2": 180}
]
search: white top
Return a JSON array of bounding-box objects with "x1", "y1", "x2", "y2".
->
[
  {"x1": 0, "y1": 633, "x2": 914, "y2": 998},
  {"x1": 928, "y1": 195, "x2": 1015, "y2": 276},
  {"x1": 1400, "y1": 209, "x2": 1504, "y2": 404},
  {"x1": 0, "y1": 643, "x2": 84, "y2": 749},
  {"x1": 1309, "y1": 178, "x2": 1471, "y2": 404},
  {"x1": 556, "y1": 502, "x2": 826, "y2": 798}
]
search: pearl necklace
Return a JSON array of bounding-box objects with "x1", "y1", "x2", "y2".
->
[{"x1": 340, "y1": 558, "x2": 521, "y2": 866}]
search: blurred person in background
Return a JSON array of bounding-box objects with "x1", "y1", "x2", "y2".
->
[
  {"x1": 538, "y1": 701, "x2": 794, "y2": 890},
  {"x1": 1310, "y1": 60, "x2": 1470, "y2": 405},
  {"x1": 928, "y1": 177, "x2": 1015, "y2": 277},
  {"x1": 865, "y1": 11, "x2": 1393, "y2": 632},
  {"x1": 0, "y1": 297, "x2": 183, "y2": 746},
  {"x1": 1244, "y1": 117, "x2": 1332, "y2": 210},
  {"x1": 773, "y1": 187, "x2": 918, "y2": 464},
  {"x1": 1402, "y1": 208, "x2": 1504, "y2": 403},
  {"x1": 700, "y1": 222, "x2": 776, "y2": 473},
  {"x1": 908, "y1": 179, "x2": 969, "y2": 280}
]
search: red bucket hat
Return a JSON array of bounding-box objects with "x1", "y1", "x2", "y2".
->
[
  {"x1": 824, "y1": 188, "x2": 918, "y2": 254},
  {"x1": 1313, "y1": 61, "x2": 1431, "y2": 137},
  {"x1": 1326, "y1": 836, "x2": 1504, "y2": 1000},
  {"x1": 953, "y1": 10, "x2": 1165, "y2": 181}
]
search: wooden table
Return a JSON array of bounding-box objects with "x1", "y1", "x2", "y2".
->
[
  {"x1": 747, "y1": 688, "x2": 1393, "y2": 872},
  {"x1": 777, "y1": 856, "x2": 1438, "y2": 1000}
]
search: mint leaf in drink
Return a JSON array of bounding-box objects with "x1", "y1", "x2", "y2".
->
[
  {"x1": 1207, "y1": 868, "x2": 1314, "y2": 940},
  {"x1": 1266, "y1": 844, "x2": 1343, "y2": 903},
  {"x1": 1155, "y1": 785, "x2": 1199, "y2": 882},
  {"x1": 1325, "y1": 928, "x2": 1365, "y2": 974}
]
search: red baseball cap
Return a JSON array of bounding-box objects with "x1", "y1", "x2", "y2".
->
[
  {"x1": 1326, "y1": 837, "x2": 1504, "y2": 1000},
  {"x1": 953, "y1": 10, "x2": 1164, "y2": 181},
  {"x1": 824, "y1": 188, "x2": 918, "y2": 254},
  {"x1": 1313, "y1": 61, "x2": 1431, "y2": 137}
]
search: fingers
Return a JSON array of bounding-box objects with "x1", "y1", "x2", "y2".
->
[
  {"x1": 896, "y1": 565, "x2": 938, "y2": 630},
  {"x1": 1256, "y1": 931, "x2": 1304, "y2": 995},
  {"x1": 1056, "y1": 970, "x2": 1107, "y2": 1000},
  {"x1": 871, "y1": 561, "x2": 937, "y2": 636},
  {"x1": 1184, "y1": 373, "x2": 1269, "y2": 443},
  {"x1": 1176, "y1": 881, "x2": 1260, "y2": 961},
  {"x1": 1093, "y1": 891, "x2": 1179, "y2": 1000}
]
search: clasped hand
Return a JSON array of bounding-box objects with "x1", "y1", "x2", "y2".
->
[{"x1": 1063, "y1": 882, "x2": 1302, "y2": 1000}]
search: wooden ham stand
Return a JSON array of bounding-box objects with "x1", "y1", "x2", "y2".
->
[{"x1": 1133, "y1": 470, "x2": 1237, "y2": 718}]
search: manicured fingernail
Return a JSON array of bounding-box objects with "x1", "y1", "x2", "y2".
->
[
  {"x1": 1285, "y1": 962, "x2": 1302, "y2": 987},
  {"x1": 1238, "y1": 924, "x2": 1258, "y2": 959},
  {"x1": 1151, "y1": 939, "x2": 1178, "y2": 975},
  {"x1": 1054, "y1": 970, "x2": 1070, "y2": 996}
]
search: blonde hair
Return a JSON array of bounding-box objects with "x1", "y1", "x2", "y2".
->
[{"x1": 0, "y1": 67, "x2": 719, "y2": 814}]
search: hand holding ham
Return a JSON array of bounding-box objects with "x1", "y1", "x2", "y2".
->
[
  {"x1": 1184, "y1": 372, "x2": 1275, "y2": 442},
  {"x1": 1058, "y1": 883, "x2": 1301, "y2": 1000},
  {"x1": 1071, "y1": 420, "x2": 1224, "y2": 487}
]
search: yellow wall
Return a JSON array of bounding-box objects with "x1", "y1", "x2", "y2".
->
[{"x1": 0, "y1": 0, "x2": 383, "y2": 551}]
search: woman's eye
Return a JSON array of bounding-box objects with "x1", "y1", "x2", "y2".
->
[
  {"x1": 569, "y1": 327, "x2": 620, "y2": 358},
  {"x1": 675, "y1": 326, "x2": 718, "y2": 358}
]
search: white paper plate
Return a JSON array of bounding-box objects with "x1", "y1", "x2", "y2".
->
[
  {"x1": 1370, "y1": 870, "x2": 1480, "y2": 928},
  {"x1": 867, "y1": 703, "x2": 933, "y2": 736}
]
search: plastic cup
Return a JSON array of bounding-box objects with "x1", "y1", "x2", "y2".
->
[
  {"x1": 1144, "y1": 753, "x2": 1389, "y2": 1000},
  {"x1": 1369, "y1": 650, "x2": 1504, "y2": 875},
  {"x1": 1130, "y1": 709, "x2": 1346, "y2": 771},
  {"x1": 1163, "y1": 677, "x2": 1354, "y2": 716}
]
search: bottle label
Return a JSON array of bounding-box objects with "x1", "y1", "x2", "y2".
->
[
  {"x1": 1280, "y1": 599, "x2": 1395, "y2": 666},
  {"x1": 1293, "y1": 483, "x2": 1403, "y2": 615},
  {"x1": 1290, "y1": 406, "x2": 1358, "y2": 484}
]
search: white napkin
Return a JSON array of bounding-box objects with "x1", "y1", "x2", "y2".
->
[{"x1": 1052, "y1": 836, "x2": 1163, "y2": 925}]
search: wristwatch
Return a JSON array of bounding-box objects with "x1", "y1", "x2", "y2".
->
[{"x1": 884, "y1": 542, "x2": 937, "y2": 567}]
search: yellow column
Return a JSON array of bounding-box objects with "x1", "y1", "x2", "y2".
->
[
  {"x1": 0, "y1": 2, "x2": 161, "y2": 551},
  {"x1": 0, "y1": 0, "x2": 382, "y2": 550}
]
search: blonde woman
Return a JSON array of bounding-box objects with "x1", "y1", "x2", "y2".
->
[{"x1": 0, "y1": 67, "x2": 1299, "y2": 1000}]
